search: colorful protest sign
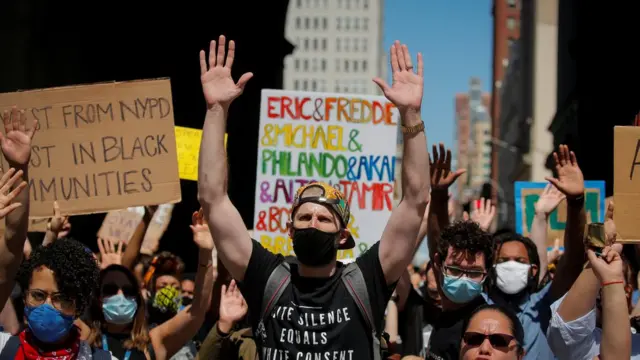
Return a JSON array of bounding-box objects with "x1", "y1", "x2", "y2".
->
[
  {"x1": 175, "y1": 126, "x2": 227, "y2": 181},
  {"x1": 0, "y1": 79, "x2": 181, "y2": 218},
  {"x1": 514, "y1": 181, "x2": 605, "y2": 249},
  {"x1": 253, "y1": 90, "x2": 399, "y2": 259}
]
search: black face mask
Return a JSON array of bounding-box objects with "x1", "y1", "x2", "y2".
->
[
  {"x1": 181, "y1": 296, "x2": 193, "y2": 307},
  {"x1": 292, "y1": 228, "x2": 340, "y2": 267}
]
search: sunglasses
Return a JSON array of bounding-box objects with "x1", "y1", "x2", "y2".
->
[
  {"x1": 101, "y1": 283, "x2": 138, "y2": 298},
  {"x1": 463, "y1": 331, "x2": 515, "y2": 350}
]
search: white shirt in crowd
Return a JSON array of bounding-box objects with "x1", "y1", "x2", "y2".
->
[{"x1": 547, "y1": 295, "x2": 640, "y2": 360}]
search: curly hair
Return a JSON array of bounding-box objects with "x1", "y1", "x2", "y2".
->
[
  {"x1": 18, "y1": 238, "x2": 100, "y2": 316},
  {"x1": 436, "y1": 220, "x2": 494, "y2": 270}
]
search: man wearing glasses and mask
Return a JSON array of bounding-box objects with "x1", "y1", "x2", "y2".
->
[{"x1": 424, "y1": 220, "x2": 493, "y2": 360}]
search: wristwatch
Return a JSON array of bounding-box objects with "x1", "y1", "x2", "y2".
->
[{"x1": 401, "y1": 122, "x2": 425, "y2": 134}]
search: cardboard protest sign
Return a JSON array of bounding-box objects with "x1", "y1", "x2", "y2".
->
[
  {"x1": 614, "y1": 126, "x2": 640, "y2": 242},
  {"x1": 140, "y1": 203, "x2": 174, "y2": 255},
  {"x1": 175, "y1": 126, "x2": 227, "y2": 181},
  {"x1": 515, "y1": 181, "x2": 605, "y2": 249},
  {"x1": 253, "y1": 90, "x2": 399, "y2": 260},
  {"x1": 0, "y1": 218, "x2": 48, "y2": 233},
  {"x1": 97, "y1": 207, "x2": 144, "y2": 243},
  {"x1": 0, "y1": 79, "x2": 181, "y2": 218}
]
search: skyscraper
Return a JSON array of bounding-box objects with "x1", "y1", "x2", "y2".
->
[{"x1": 283, "y1": 0, "x2": 385, "y2": 95}]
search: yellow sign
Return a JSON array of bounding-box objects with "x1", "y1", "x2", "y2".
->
[{"x1": 175, "y1": 126, "x2": 227, "y2": 181}]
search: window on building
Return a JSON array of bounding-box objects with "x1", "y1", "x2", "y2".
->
[
  {"x1": 346, "y1": 0, "x2": 351, "y2": 9},
  {"x1": 363, "y1": 18, "x2": 369, "y2": 30},
  {"x1": 312, "y1": 58, "x2": 317, "y2": 71},
  {"x1": 294, "y1": 58, "x2": 300, "y2": 71},
  {"x1": 344, "y1": 60, "x2": 350, "y2": 72},
  {"x1": 363, "y1": 0, "x2": 369, "y2": 9},
  {"x1": 303, "y1": 59, "x2": 309, "y2": 71},
  {"x1": 303, "y1": 80, "x2": 308, "y2": 90},
  {"x1": 353, "y1": 60, "x2": 359, "y2": 72},
  {"x1": 345, "y1": 37, "x2": 350, "y2": 51},
  {"x1": 345, "y1": 17, "x2": 351, "y2": 30},
  {"x1": 295, "y1": 17, "x2": 301, "y2": 29},
  {"x1": 314, "y1": 0, "x2": 320, "y2": 7},
  {"x1": 294, "y1": 80, "x2": 300, "y2": 90},
  {"x1": 313, "y1": 38, "x2": 318, "y2": 50},
  {"x1": 362, "y1": 38, "x2": 368, "y2": 51},
  {"x1": 506, "y1": 17, "x2": 516, "y2": 30},
  {"x1": 312, "y1": 80, "x2": 317, "y2": 91},
  {"x1": 507, "y1": 37, "x2": 515, "y2": 49},
  {"x1": 337, "y1": 17, "x2": 342, "y2": 30},
  {"x1": 322, "y1": 38, "x2": 327, "y2": 51},
  {"x1": 336, "y1": 38, "x2": 341, "y2": 51},
  {"x1": 323, "y1": 0, "x2": 327, "y2": 8},
  {"x1": 335, "y1": 59, "x2": 341, "y2": 71},
  {"x1": 320, "y1": 79, "x2": 327, "y2": 92},
  {"x1": 304, "y1": 17, "x2": 310, "y2": 29},
  {"x1": 335, "y1": 84, "x2": 340, "y2": 92},
  {"x1": 321, "y1": 59, "x2": 327, "y2": 71},
  {"x1": 313, "y1": 18, "x2": 319, "y2": 29},
  {"x1": 304, "y1": 38, "x2": 309, "y2": 50},
  {"x1": 338, "y1": 0, "x2": 343, "y2": 8},
  {"x1": 354, "y1": 38, "x2": 359, "y2": 51},
  {"x1": 362, "y1": 60, "x2": 368, "y2": 71},
  {"x1": 297, "y1": 0, "x2": 302, "y2": 7},
  {"x1": 507, "y1": 0, "x2": 517, "y2": 8},
  {"x1": 355, "y1": 0, "x2": 360, "y2": 8},
  {"x1": 355, "y1": 18, "x2": 360, "y2": 30},
  {"x1": 322, "y1": 17, "x2": 328, "y2": 29}
]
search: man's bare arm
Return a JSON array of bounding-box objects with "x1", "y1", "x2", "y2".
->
[
  {"x1": 373, "y1": 42, "x2": 430, "y2": 285},
  {"x1": 197, "y1": 35, "x2": 254, "y2": 281}
]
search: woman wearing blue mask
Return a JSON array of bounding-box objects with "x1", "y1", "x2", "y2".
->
[
  {"x1": 90, "y1": 265, "x2": 152, "y2": 360},
  {"x1": 0, "y1": 239, "x2": 113, "y2": 360}
]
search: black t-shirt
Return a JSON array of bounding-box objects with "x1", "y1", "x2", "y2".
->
[
  {"x1": 102, "y1": 332, "x2": 148, "y2": 360},
  {"x1": 238, "y1": 239, "x2": 393, "y2": 360},
  {"x1": 424, "y1": 296, "x2": 486, "y2": 360},
  {"x1": 399, "y1": 287, "x2": 436, "y2": 357}
]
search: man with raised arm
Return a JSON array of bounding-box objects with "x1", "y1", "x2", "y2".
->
[{"x1": 197, "y1": 35, "x2": 430, "y2": 359}]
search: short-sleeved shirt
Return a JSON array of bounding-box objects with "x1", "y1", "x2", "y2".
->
[{"x1": 238, "y1": 240, "x2": 393, "y2": 360}]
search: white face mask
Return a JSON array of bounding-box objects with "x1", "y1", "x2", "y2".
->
[{"x1": 494, "y1": 260, "x2": 531, "y2": 294}]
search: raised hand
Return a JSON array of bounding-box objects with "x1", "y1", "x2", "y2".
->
[
  {"x1": 604, "y1": 201, "x2": 616, "y2": 244},
  {"x1": 587, "y1": 246, "x2": 624, "y2": 284},
  {"x1": 471, "y1": 198, "x2": 495, "y2": 232},
  {"x1": 47, "y1": 201, "x2": 69, "y2": 235},
  {"x1": 373, "y1": 41, "x2": 423, "y2": 114},
  {"x1": 0, "y1": 168, "x2": 27, "y2": 218},
  {"x1": 191, "y1": 208, "x2": 214, "y2": 251},
  {"x1": 0, "y1": 107, "x2": 37, "y2": 166},
  {"x1": 430, "y1": 143, "x2": 465, "y2": 191},
  {"x1": 544, "y1": 145, "x2": 584, "y2": 198},
  {"x1": 199, "y1": 35, "x2": 253, "y2": 109},
  {"x1": 98, "y1": 237, "x2": 123, "y2": 269},
  {"x1": 534, "y1": 183, "x2": 566, "y2": 215},
  {"x1": 218, "y1": 279, "x2": 248, "y2": 329},
  {"x1": 547, "y1": 238, "x2": 564, "y2": 264}
]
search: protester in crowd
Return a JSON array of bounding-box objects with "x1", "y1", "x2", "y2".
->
[
  {"x1": 0, "y1": 239, "x2": 114, "y2": 359},
  {"x1": 197, "y1": 279, "x2": 255, "y2": 360},
  {"x1": 459, "y1": 304, "x2": 525, "y2": 360},
  {"x1": 197, "y1": 34, "x2": 430, "y2": 359},
  {"x1": 88, "y1": 210, "x2": 215, "y2": 360},
  {"x1": 547, "y1": 203, "x2": 638, "y2": 359}
]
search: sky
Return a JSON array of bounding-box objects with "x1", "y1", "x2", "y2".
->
[
  {"x1": 383, "y1": 0, "x2": 493, "y2": 150},
  {"x1": 384, "y1": 0, "x2": 493, "y2": 264}
]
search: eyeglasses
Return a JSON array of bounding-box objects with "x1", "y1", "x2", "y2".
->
[
  {"x1": 25, "y1": 289, "x2": 75, "y2": 313},
  {"x1": 101, "y1": 283, "x2": 138, "y2": 298},
  {"x1": 443, "y1": 265, "x2": 486, "y2": 281},
  {"x1": 463, "y1": 331, "x2": 516, "y2": 350}
]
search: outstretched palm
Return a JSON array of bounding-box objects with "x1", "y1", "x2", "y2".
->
[
  {"x1": 545, "y1": 145, "x2": 584, "y2": 198},
  {"x1": 219, "y1": 280, "x2": 247, "y2": 324},
  {"x1": 199, "y1": 35, "x2": 253, "y2": 108},
  {"x1": 191, "y1": 208, "x2": 215, "y2": 251},
  {"x1": 373, "y1": 41, "x2": 423, "y2": 112},
  {"x1": 0, "y1": 107, "x2": 37, "y2": 166},
  {"x1": 430, "y1": 143, "x2": 465, "y2": 190}
]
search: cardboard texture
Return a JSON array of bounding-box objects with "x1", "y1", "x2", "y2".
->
[
  {"x1": 175, "y1": 126, "x2": 227, "y2": 181},
  {"x1": 614, "y1": 126, "x2": 640, "y2": 243},
  {"x1": 0, "y1": 218, "x2": 48, "y2": 233},
  {"x1": 0, "y1": 79, "x2": 181, "y2": 218},
  {"x1": 515, "y1": 181, "x2": 605, "y2": 248},
  {"x1": 141, "y1": 203, "x2": 174, "y2": 255},
  {"x1": 97, "y1": 207, "x2": 144, "y2": 243}
]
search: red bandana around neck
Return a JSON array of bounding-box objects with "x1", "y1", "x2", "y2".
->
[{"x1": 16, "y1": 328, "x2": 81, "y2": 360}]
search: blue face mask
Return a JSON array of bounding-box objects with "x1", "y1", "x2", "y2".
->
[
  {"x1": 24, "y1": 304, "x2": 75, "y2": 343},
  {"x1": 441, "y1": 274, "x2": 484, "y2": 304},
  {"x1": 102, "y1": 294, "x2": 138, "y2": 325}
]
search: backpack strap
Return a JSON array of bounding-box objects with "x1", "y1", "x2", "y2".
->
[
  {"x1": 341, "y1": 263, "x2": 381, "y2": 360},
  {"x1": 0, "y1": 336, "x2": 20, "y2": 360},
  {"x1": 261, "y1": 261, "x2": 291, "y2": 322}
]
